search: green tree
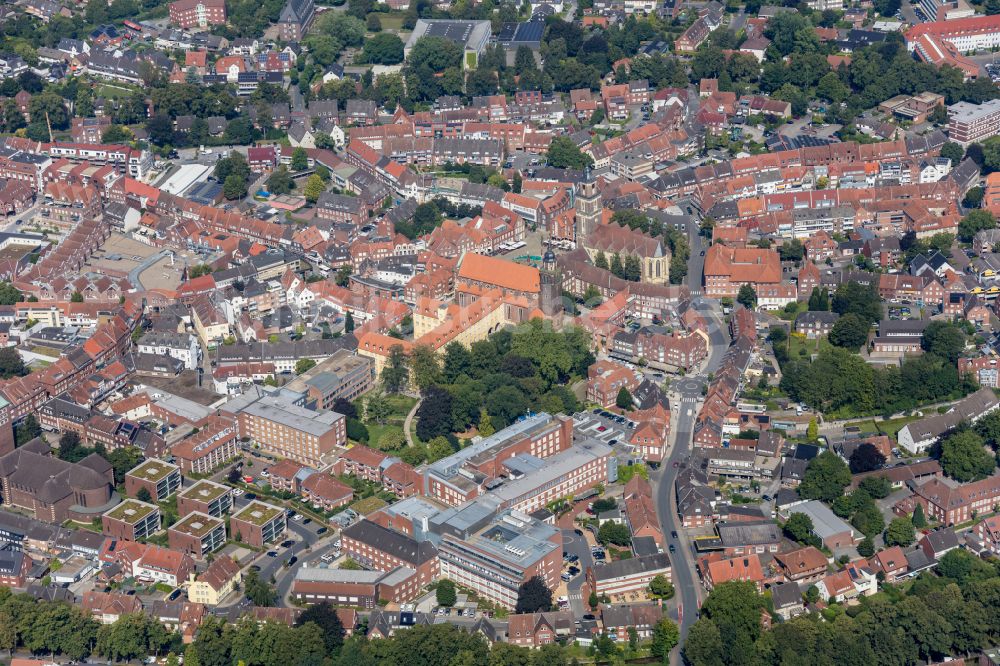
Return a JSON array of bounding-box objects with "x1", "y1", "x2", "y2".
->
[
  {"x1": 244, "y1": 569, "x2": 277, "y2": 606},
  {"x1": 295, "y1": 358, "x2": 316, "y2": 375},
  {"x1": 426, "y1": 436, "x2": 455, "y2": 462},
  {"x1": 415, "y1": 386, "x2": 453, "y2": 441},
  {"x1": 477, "y1": 409, "x2": 495, "y2": 437},
  {"x1": 921, "y1": 320, "x2": 966, "y2": 363},
  {"x1": 857, "y1": 536, "x2": 875, "y2": 557},
  {"x1": 290, "y1": 147, "x2": 309, "y2": 172},
  {"x1": 885, "y1": 517, "x2": 916, "y2": 547},
  {"x1": 941, "y1": 429, "x2": 995, "y2": 482},
  {"x1": 829, "y1": 313, "x2": 870, "y2": 351},
  {"x1": 783, "y1": 512, "x2": 815, "y2": 544},
  {"x1": 381, "y1": 345, "x2": 409, "y2": 393},
  {"x1": 546, "y1": 136, "x2": 593, "y2": 169},
  {"x1": 223, "y1": 174, "x2": 247, "y2": 201},
  {"x1": 70, "y1": 291, "x2": 84, "y2": 303},
  {"x1": 852, "y1": 500, "x2": 885, "y2": 538},
  {"x1": 807, "y1": 418, "x2": 819, "y2": 441},
  {"x1": 958, "y1": 209, "x2": 996, "y2": 242},
  {"x1": 266, "y1": 166, "x2": 294, "y2": 195},
  {"x1": 436, "y1": 579, "x2": 457, "y2": 607},
  {"x1": 615, "y1": 387, "x2": 633, "y2": 411},
  {"x1": 135, "y1": 487, "x2": 152, "y2": 503},
  {"x1": 303, "y1": 174, "x2": 325, "y2": 203},
  {"x1": 849, "y1": 443, "x2": 887, "y2": 474},
  {"x1": 832, "y1": 281, "x2": 882, "y2": 324},
  {"x1": 649, "y1": 574, "x2": 675, "y2": 600},
  {"x1": 650, "y1": 618, "x2": 679, "y2": 659},
  {"x1": 595, "y1": 251, "x2": 609, "y2": 270},
  {"x1": 737, "y1": 284, "x2": 757, "y2": 310},
  {"x1": 912, "y1": 502, "x2": 927, "y2": 528},
  {"x1": 295, "y1": 602, "x2": 345, "y2": 657},
  {"x1": 941, "y1": 142, "x2": 965, "y2": 163},
  {"x1": 799, "y1": 450, "x2": 851, "y2": 502},
  {"x1": 597, "y1": 521, "x2": 632, "y2": 547},
  {"x1": 409, "y1": 344, "x2": 441, "y2": 391},
  {"x1": 808, "y1": 287, "x2": 829, "y2": 311},
  {"x1": 362, "y1": 33, "x2": 405, "y2": 65},
  {"x1": 515, "y1": 575, "x2": 552, "y2": 614},
  {"x1": 375, "y1": 429, "x2": 406, "y2": 452}
]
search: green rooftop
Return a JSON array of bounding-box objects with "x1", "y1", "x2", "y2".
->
[
  {"x1": 233, "y1": 501, "x2": 283, "y2": 527},
  {"x1": 170, "y1": 512, "x2": 225, "y2": 538},
  {"x1": 180, "y1": 480, "x2": 230, "y2": 503},
  {"x1": 127, "y1": 459, "x2": 180, "y2": 483},
  {"x1": 105, "y1": 499, "x2": 159, "y2": 523}
]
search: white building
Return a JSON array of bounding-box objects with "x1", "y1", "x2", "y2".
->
[{"x1": 137, "y1": 331, "x2": 201, "y2": 370}]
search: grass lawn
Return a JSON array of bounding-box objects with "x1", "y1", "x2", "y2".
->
[
  {"x1": 369, "y1": 12, "x2": 405, "y2": 30},
  {"x1": 844, "y1": 414, "x2": 922, "y2": 441},
  {"x1": 94, "y1": 83, "x2": 137, "y2": 100},
  {"x1": 350, "y1": 496, "x2": 388, "y2": 516},
  {"x1": 787, "y1": 334, "x2": 834, "y2": 359}
]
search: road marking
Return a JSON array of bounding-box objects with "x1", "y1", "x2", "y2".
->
[{"x1": 686, "y1": 409, "x2": 693, "y2": 416}]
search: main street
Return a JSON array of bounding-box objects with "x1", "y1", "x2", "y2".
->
[{"x1": 652, "y1": 214, "x2": 730, "y2": 657}]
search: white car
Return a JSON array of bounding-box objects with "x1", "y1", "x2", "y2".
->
[
  {"x1": 261, "y1": 470, "x2": 270, "y2": 477},
  {"x1": 232, "y1": 488, "x2": 244, "y2": 496},
  {"x1": 292, "y1": 514, "x2": 304, "y2": 521}
]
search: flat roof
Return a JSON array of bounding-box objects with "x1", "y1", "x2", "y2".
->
[
  {"x1": 127, "y1": 458, "x2": 179, "y2": 482},
  {"x1": 178, "y1": 480, "x2": 230, "y2": 503},
  {"x1": 105, "y1": 499, "x2": 159, "y2": 523},
  {"x1": 242, "y1": 396, "x2": 343, "y2": 436},
  {"x1": 232, "y1": 501, "x2": 283, "y2": 527},
  {"x1": 170, "y1": 512, "x2": 224, "y2": 537}
]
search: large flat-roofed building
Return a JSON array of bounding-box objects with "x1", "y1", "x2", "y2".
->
[
  {"x1": 907, "y1": 15, "x2": 1000, "y2": 79},
  {"x1": 124, "y1": 459, "x2": 181, "y2": 502},
  {"x1": 170, "y1": 416, "x2": 239, "y2": 474},
  {"x1": 102, "y1": 499, "x2": 161, "y2": 541},
  {"x1": 435, "y1": 508, "x2": 561, "y2": 609},
  {"x1": 177, "y1": 480, "x2": 233, "y2": 518},
  {"x1": 423, "y1": 412, "x2": 574, "y2": 506},
  {"x1": 225, "y1": 390, "x2": 345, "y2": 468},
  {"x1": 404, "y1": 20, "x2": 492, "y2": 70},
  {"x1": 168, "y1": 512, "x2": 227, "y2": 557},
  {"x1": 291, "y1": 566, "x2": 425, "y2": 607},
  {"x1": 948, "y1": 99, "x2": 1000, "y2": 145},
  {"x1": 486, "y1": 440, "x2": 616, "y2": 514},
  {"x1": 284, "y1": 350, "x2": 375, "y2": 410},
  {"x1": 230, "y1": 501, "x2": 286, "y2": 547}
]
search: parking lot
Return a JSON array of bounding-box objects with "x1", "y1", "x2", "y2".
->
[{"x1": 571, "y1": 410, "x2": 633, "y2": 448}]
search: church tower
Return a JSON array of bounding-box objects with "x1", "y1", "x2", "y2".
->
[{"x1": 575, "y1": 167, "x2": 602, "y2": 242}]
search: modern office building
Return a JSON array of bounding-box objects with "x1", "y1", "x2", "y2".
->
[{"x1": 436, "y1": 508, "x2": 561, "y2": 609}]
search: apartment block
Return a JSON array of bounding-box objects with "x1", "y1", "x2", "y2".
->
[
  {"x1": 168, "y1": 0, "x2": 226, "y2": 28},
  {"x1": 228, "y1": 392, "x2": 346, "y2": 468},
  {"x1": 124, "y1": 459, "x2": 181, "y2": 501},
  {"x1": 291, "y1": 566, "x2": 424, "y2": 607},
  {"x1": 587, "y1": 360, "x2": 642, "y2": 408},
  {"x1": 102, "y1": 500, "x2": 161, "y2": 541},
  {"x1": 948, "y1": 99, "x2": 1000, "y2": 146},
  {"x1": 168, "y1": 512, "x2": 227, "y2": 557},
  {"x1": 229, "y1": 501, "x2": 286, "y2": 547},
  {"x1": 176, "y1": 480, "x2": 233, "y2": 518},
  {"x1": 170, "y1": 416, "x2": 240, "y2": 475},
  {"x1": 284, "y1": 350, "x2": 375, "y2": 410}
]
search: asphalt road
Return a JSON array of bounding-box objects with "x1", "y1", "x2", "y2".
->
[{"x1": 562, "y1": 527, "x2": 595, "y2": 617}]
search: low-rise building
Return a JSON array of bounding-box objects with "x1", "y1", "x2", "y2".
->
[
  {"x1": 168, "y1": 512, "x2": 227, "y2": 557},
  {"x1": 124, "y1": 459, "x2": 181, "y2": 501},
  {"x1": 229, "y1": 501, "x2": 286, "y2": 547},
  {"x1": 188, "y1": 555, "x2": 242, "y2": 606},
  {"x1": 588, "y1": 553, "x2": 672, "y2": 597},
  {"x1": 176, "y1": 480, "x2": 233, "y2": 518},
  {"x1": 101, "y1": 500, "x2": 161, "y2": 542}
]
